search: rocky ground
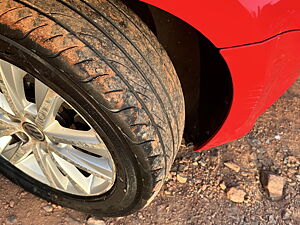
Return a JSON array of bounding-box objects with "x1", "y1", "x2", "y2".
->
[{"x1": 0, "y1": 78, "x2": 299, "y2": 225}]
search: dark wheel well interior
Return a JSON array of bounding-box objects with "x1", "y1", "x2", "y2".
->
[{"x1": 123, "y1": 0, "x2": 233, "y2": 147}]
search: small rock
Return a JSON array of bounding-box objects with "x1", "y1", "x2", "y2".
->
[
  {"x1": 267, "y1": 214, "x2": 276, "y2": 224},
  {"x1": 42, "y1": 205, "x2": 53, "y2": 213},
  {"x1": 19, "y1": 191, "x2": 27, "y2": 197},
  {"x1": 201, "y1": 184, "x2": 208, "y2": 191},
  {"x1": 192, "y1": 154, "x2": 201, "y2": 161},
  {"x1": 296, "y1": 175, "x2": 300, "y2": 182},
  {"x1": 242, "y1": 172, "x2": 251, "y2": 177},
  {"x1": 282, "y1": 209, "x2": 292, "y2": 220},
  {"x1": 164, "y1": 190, "x2": 171, "y2": 195},
  {"x1": 138, "y1": 213, "x2": 143, "y2": 219},
  {"x1": 192, "y1": 161, "x2": 198, "y2": 166},
  {"x1": 266, "y1": 175, "x2": 285, "y2": 200},
  {"x1": 274, "y1": 135, "x2": 281, "y2": 140},
  {"x1": 227, "y1": 187, "x2": 246, "y2": 203},
  {"x1": 6, "y1": 215, "x2": 17, "y2": 224},
  {"x1": 224, "y1": 162, "x2": 240, "y2": 172},
  {"x1": 178, "y1": 164, "x2": 185, "y2": 172},
  {"x1": 52, "y1": 204, "x2": 62, "y2": 209},
  {"x1": 87, "y1": 217, "x2": 106, "y2": 225},
  {"x1": 176, "y1": 174, "x2": 187, "y2": 183},
  {"x1": 199, "y1": 159, "x2": 207, "y2": 167},
  {"x1": 65, "y1": 215, "x2": 81, "y2": 225},
  {"x1": 220, "y1": 182, "x2": 227, "y2": 190},
  {"x1": 9, "y1": 200, "x2": 15, "y2": 208}
]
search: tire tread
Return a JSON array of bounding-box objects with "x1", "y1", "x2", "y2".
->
[{"x1": 0, "y1": 0, "x2": 185, "y2": 211}]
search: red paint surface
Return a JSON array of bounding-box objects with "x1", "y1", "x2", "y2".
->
[
  {"x1": 140, "y1": 0, "x2": 300, "y2": 150},
  {"x1": 198, "y1": 31, "x2": 300, "y2": 150},
  {"x1": 141, "y1": 0, "x2": 300, "y2": 48}
]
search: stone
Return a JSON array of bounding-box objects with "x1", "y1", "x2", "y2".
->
[
  {"x1": 164, "y1": 190, "x2": 171, "y2": 195},
  {"x1": 282, "y1": 209, "x2": 292, "y2": 220},
  {"x1": 201, "y1": 184, "x2": 208, "y2": 191},
  {"x1": 87, "y1": 217, "x2": 106, "y2": 225},
  {"x1": 6, "y1": 215, "x2": 17, "y2": 224},
  {"x1": 42, "y1": 205, "x2": 53, "y2": 213},
  {"x1": 224, "y1": 162, "x2": 240, "y2": 172},
  {"x1": 20, "y1": 191, "x2": 27, "y2": 197},
  {"x1": 274, "y1": 135, "x2": 281, "y2": 140},
  {"x1": 9, "y1": 200, "x2": 14, "y2": 208},
  {"x1": 267, "y1": 214, "x2": 276, "y2": 224},
  {"x1": 176, "y1": 174, "x2": 187, "y2": 183},
  {"x1": 199, "y1": 159, "x2": 207, "y2": 167},
  {"x1": 227, "y1": 187, "x2": 246, "y2": 203},
  {"x1": 178, "y1": 164, "x2": 185, "y2": 172},
  {"x1": 220, "y1": 182, "x2": 227, "y2": 190},
  {"x1": 65, "y1": 215, "x2": 81, "y2": 225},
  {"x1": 52, "y1": 204, "x2": 62, "y2": 209},
  {"x1": 266, "y1": 175, "x2": 285, "y2": 200}
]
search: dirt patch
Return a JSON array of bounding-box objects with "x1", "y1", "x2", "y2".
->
[{"x1": 0, "y1": 78, "x2": 299, "y2": 224}]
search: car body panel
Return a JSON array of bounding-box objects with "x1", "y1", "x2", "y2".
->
[
  {"x1": 140, "y1": 0, "x2": 300, "y2": 150},
  {"x1": 141, "y1": 0, "x2": 300, "y2": 48},
  {"x1": 198, "y1": 31, "x2": 300, "y2": 150}
]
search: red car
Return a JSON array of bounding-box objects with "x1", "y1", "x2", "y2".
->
[{"x1": 0, "y1": 0, "x2": 298, "y2": 216}]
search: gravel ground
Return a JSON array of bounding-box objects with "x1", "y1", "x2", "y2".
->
[{"x1": 0, "y1": 78, "x2": 299, "y2": 225}]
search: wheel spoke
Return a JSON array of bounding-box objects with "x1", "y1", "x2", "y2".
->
[
  {"x1": 44, "y1": 121, "x2": 108, "y2": 156},
  {"x1": 49, "y1": 143, "x2": 113, "y2": 180},
  {"x1": 0, "y1": 136, "x2": 12, "y2": 154},
  {"x1": 9, "y1": 141, "x2": 33, "y2": 165},
  {"x1": 35, "y1": 78, "x2": 49, "y2": 111},
  {"x1": 0, "y1": 93, "x2": 16, "y2": 118},
  {"x1": 88, "y1": 176, "x2": 107, "y2": 194},
  {"x1": 0, "y1": 114, "x2": 20, "y2": 137},
  {"x1": 0, "y1": 107, "x2": 15, "y2": 120},
  {"x1": 51, "y1": 153, "x2": 91, "y2": 194},
  {"x1": 32, "y1": 143, "x2": 69, "y2": 190},
  {"x1": 0, "y1": 60, "x2": 28, "y2": 116},
  {"x1": 35, "y1": 89, "x2": 63, "y2": 129}
]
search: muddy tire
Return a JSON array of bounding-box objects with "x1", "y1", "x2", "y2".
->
[{"x1": 0, "y1": 0, "x2": 185, "y2": 216}]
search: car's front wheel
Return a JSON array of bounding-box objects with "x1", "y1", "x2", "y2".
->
[{"x1": 0, "y1": 0, "x2": 185, "y2": 216}]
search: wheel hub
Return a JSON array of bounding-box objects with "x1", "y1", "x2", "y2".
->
[{"x1": 22, "y1": 122, "x2": 45, "y2": 141}]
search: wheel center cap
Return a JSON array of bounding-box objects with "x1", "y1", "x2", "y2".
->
[{"x1": 22, "y1": 122, "x2": 45, "y2": 141}]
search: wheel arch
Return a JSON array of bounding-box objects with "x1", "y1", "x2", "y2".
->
[{"x1": 124, "y1": 1, "x2": 233, "y2": 147}]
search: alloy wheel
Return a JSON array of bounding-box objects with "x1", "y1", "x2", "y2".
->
[{"x1": 0, "y1": 59, "x2": 116, "y2": 196}]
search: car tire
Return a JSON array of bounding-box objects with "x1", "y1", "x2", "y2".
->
[{"x1": 0, "y1": 0, "x2": 185, "y2": 216}]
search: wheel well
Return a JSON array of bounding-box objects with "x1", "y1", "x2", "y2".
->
[{"x1": 123, "y1": 1, "x2": 233, "y2": 147}]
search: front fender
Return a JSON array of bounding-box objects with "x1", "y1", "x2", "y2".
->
[
  {"x1": 199, "y1": 31, "x2": 300, "y2": 150},
  {"x1": 141, "y1": 0, "x2": 300, "y2": 48}
]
